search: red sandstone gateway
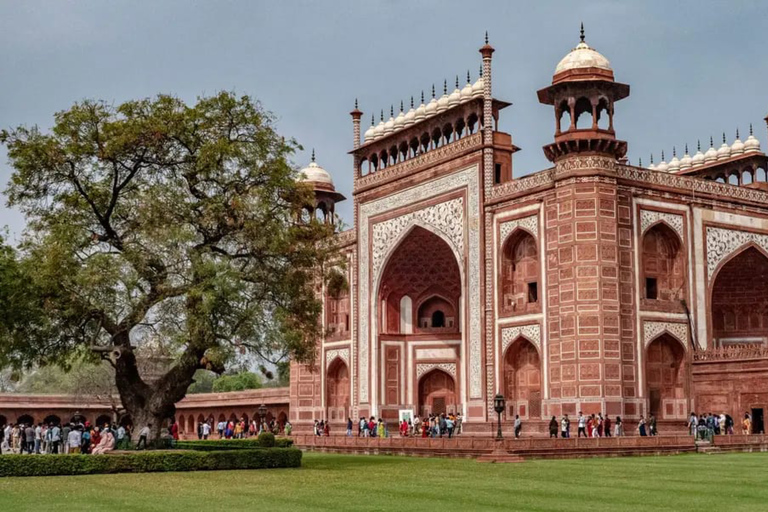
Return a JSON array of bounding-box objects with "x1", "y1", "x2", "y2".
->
[{"x1": 289, "y1": 28, "x2": 768, "y2": 438}]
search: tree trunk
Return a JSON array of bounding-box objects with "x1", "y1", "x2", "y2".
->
[{"x1": 111, "y1": 331, "x2": 202, "y2": 444}]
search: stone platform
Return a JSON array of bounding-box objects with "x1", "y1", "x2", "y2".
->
[{"x1": 292, "y1": 434, "x2": 699, "y2": 460}]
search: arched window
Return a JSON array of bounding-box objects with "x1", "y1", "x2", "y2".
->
[
  {"x1": 557, "y1": 100, "x2": 571, "y2": 132},
  {"x1": 728, "y1": 173, "x2": 739, "y2": 186},
  {"x1": 417, "y1": 296, "x2": 456, "y2": 330},
  {"x1": 596, "y1": 97, "x2": 611, "y2": 130},
  {"x1": 642, "y1": 223, "x2": 684, "y2": 301},
  {"x1": 500, "y1": 230, "x2": 539, "y2": 315},
  {"x1": 574, "y1": 97, "x2": 593, "y2": 129}
]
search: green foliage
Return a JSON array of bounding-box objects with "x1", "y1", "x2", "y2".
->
[
  {"x1": 211, "y1": 371, "x2": 262, "y2": 392},
  {"x1": 16, "y1": 359, "x2": 116, "y2": 395},
  {"x1": 175, "y1": 438, "x2": 293, "y2": 451},
  {"x1": 257, "y1": 432, "x2": 276, "y2": 447},
  {"x1": 186, "y1": 369, "x2": 216, "y2": 394},
  {"x1": 0, "y1": 448, "x2": 301, "y2": 477},
  {"x1": 0, "y1": 92, "x2": 338, "y2": 426}
]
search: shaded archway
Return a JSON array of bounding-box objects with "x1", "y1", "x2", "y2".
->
[
  {"x1": 416, "y1": 295, "x2": 456, "y2": 330},
  {"x1": 503, "y1": 338, "x2": 542, "y2": 419},
  {"x1": 43, "y1": 415, "x2": 61, "y2": 426},
  {"x1": 95, "y1": 414, "x2": 112, "y2": 428},
  {"x1": 326, "y1": 357, "x2": 350, "y2": 421},
  {"x1": 418, "y1": 369, "x2": 457, "y2": 417},
  {"x1": 642, "y1": 223, "x2": 684, "y2": 301},
  {"x1": 500, "y1": 230, "x2": 539, "y2": 315},
  {"x1": 17, "y1": 414, "x2": 34, "y2": 425},
  {"x1": 711, "y1": 246, "x2": 768, "y2": 345},
  {"x1": 646, "y1": 334, "x2": 686, "y2": 419}
]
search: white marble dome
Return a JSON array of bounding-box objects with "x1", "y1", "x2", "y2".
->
[
  {"x1": 717, "y1": 138, "x2": 731, "y2": 160},
  {"x1": 691, "y1": 145, "x2": 705, "y2": 167},
  {"x1": 298, "y1": 158, "x2": 334, "y2": 188},
  {"x1": 555, "y1": 41, "x2": 612, "y2": 75}
]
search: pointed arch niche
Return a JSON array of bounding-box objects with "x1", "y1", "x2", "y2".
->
[
  {"x1": 502, "y1": 337, "x2": 542, "y2": 420},
  {"x1": 500, "y1": 228, "x2": 540, "y2": 316},
  {"x1": 641, "y1": 221, "x2": 684, "y2": 304}
]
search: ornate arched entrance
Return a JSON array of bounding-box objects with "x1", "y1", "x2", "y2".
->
[
  {"x1": 642, "y1": 223, "x2": 684, "y2": 302},
  {"x1": 503, "y1": 338, "x2": 541, "y2": 419},
  {"x1": 326, "y1": 357, "x2": 350, "y2": 421},
  {"x1": 711, "y1": 246, "x2": 768, "y2": 346},
  {"x1": 646, "y1": 333, "x2": 686, "y2": 419},
  {"x1": 418, "y1": 369, "x2": 457, "y2": 417}
]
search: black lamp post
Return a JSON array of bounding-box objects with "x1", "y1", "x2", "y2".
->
[
  {"x1": 493, "y1": 394, "x2": 506, "y2": 440},
  {"x1": 258, "y1": 404, "x2": 267, "y2": 427}
]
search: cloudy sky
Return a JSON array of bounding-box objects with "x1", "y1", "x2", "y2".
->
[{"x1": 1, "y1": 0, "x2": 767, "y2": 239}]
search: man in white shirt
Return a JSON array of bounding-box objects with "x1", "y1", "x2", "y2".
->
[
  {"x1": 34, "y1": 424, "x2": 42, "y2": 454},
  {"x1": 136, "y1": 424, "x2": 151, "y2": 450},
  {"x1": 577, "y1": 412, "x2": 587, "y2": 438},
  {"x1": 68, "y1": 427, "x2": 82, "y2": 454},
  {"x1": 202, "y1": 421, "x2": 211, "y2": 440}
]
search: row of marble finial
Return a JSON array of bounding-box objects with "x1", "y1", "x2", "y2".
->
[
  {"x1": 363, "y1": 70, "x2": 485, "y2": 144},
  {"x1": 641, "y1": 126, "x2": 762, "y2": 172}
]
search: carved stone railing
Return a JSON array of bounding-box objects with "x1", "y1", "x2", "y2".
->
[
  {"x1": 355, "y1": 132, "x2": 482, "y2": 193},
  {"x1": 693, "y1": 344, "x2": 768, "y2": 362}
]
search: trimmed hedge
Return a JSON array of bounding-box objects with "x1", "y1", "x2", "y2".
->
[
  {"x1": 0, "y1": 448, "x2": 301, "y2": 477},
  {"x1": 175, "y1": 437, "x2": 293, "y2": 451}
]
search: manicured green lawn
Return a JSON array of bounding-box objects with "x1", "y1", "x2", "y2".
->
[{"x1": 0, "y1": 451, "x2": 766, "y2": 511}]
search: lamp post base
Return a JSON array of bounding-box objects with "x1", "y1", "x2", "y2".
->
[{"x1": 476, "y1": 439, "x2": 525, "y2": 463}]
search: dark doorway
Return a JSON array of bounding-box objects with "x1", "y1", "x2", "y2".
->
[
  {"x1": 431, "y1": 310, "x2": 445, "y2": 328},
  {"x1": 649, "y1": 390, "x2": 661, "y2": 417},
  {"x1": 752, "y1": 408, "x2": 764, "y2": 434},
  {"x1": 433, "y1": 397, "x2": 446, "y2": 415}
]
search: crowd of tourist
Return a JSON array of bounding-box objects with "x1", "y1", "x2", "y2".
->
[
  {"x1": 0, "y1": 420, "x2": 131, "y2": 455},
  {"x1": 197, "y1": 417, "x2": 291, "y2": 439},
  {"x1": 685, "y1": 412, "x2": 751, "y2": 439},
  {"x1": 546, "y1": 412, "x2": 627, "y2": 438}
]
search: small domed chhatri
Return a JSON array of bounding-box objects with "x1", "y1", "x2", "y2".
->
[{"x1": 297, "y1": 149, "x2": 335, "y2": 189}]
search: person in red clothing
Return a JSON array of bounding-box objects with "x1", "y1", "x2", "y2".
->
[
  {"x1": 171, "y1": 419, "x2": 179, "y2": 441},
  {"x1": 368, "y1": 417, "x2": 376, "y2": 437}
]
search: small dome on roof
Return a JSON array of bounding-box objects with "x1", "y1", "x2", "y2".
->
[
  {"x1": 691, "y1": 142, "x2": 705, "y2": 167},
  {"x1": 555, "y1": 40, "x2": 612, "y2": 75},
  {"x1": 731, "y1": 130, "x2": 745, "y2": 156},
  {"x1": 717, "y1": 134, "x2": 731, "y2": 160},
  {"x1": 745, "y1": 125, "x2": 761, "y2": 153},
  {"x1": 704, "y1": 138, "x2": 718, "y2": 163},
  {"x1": 472, "y1": 76, "x2": 484, "y2": 98},
  {"x1": 297, "y1": 151, "x2": 334, "y2": 188}
]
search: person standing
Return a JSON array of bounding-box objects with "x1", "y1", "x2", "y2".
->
[
  {"x1": 549, "y1": 416, "x2": 558, "y2": 438},
  {"x1": 649, "y1": 414, "x2": 657, "y2": 436},
  {"x1": 603, "y1": 416, "x2": 612, "y2": 438},
  {"x1": 514, "y1": 415, "x2": 522, "y2": 438},
  {"x1": 201, "y1": 421, "x2": 211, "y2": 440},
  {"x1": 347, "y1": 417, "x2": 353, "y2": 437},
  {"x1": 68, "y1": 426, "x2": 82, "y2": 454},
  {"x1": 49, "y1": 423, "x2": 61, "y2": 454},
  {"x1": 577, "y1": 412, "x2": 587, "y2": 438},
  {"x1": 638, "y1": 416, "x2": 647, "y2": 436},
  {"x1": 743, "y1": 413, "x2": 752, "y2": 435},
  {"x1": 614, "y1": 416, "x2": 623, "y2": 437},
  {"x1": 34, "y1": 423, "x2": 42, "y2": 454},
  {"x1": 446, "y1": 415, "x2": 455, "y2": 438},
  {"x1": 560, "y1": 415, "x2": 568, "y2": 438},
  {"x1": 24, "y1": 424, "x2": 35, "y2": 454}
]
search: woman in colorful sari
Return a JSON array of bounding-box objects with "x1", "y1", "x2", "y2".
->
[
  {"x1": 377, "y1": 419, "x2": 385, "y2": 438},
  {"x1": 743, "y1": 413, "x2": 752, "y2": 435}
]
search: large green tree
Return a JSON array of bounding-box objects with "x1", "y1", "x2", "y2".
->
[{"x1": 0, "y1": 93, "x2": 334, "y2": 437}]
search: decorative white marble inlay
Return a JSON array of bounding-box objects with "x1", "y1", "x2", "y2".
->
[
  {"x1": 643, "y1": 321, "x2": 688, "y2": 350},
  {"x1": 706, "y1": 226, "x2": 768, "y2": 279},
  {"x1": 416, "y1": 362, "x2": 457, "y2": 380},
  {"x1": 358, "y1": 165, "x2": 481, "y2": 402},
  {"x1": 501, "y1": 324, "x2": 541, "y2": 354},
  {"x1": 640, "y1": 210, "x2": 684, "y2": 240},
  {"x1": 499, "y1": 215, "x2": 539, "y2": 246},
  {"x1": 325, "y1": 348, "x2": 350, "y2": 367},
  {"x1": 371, "y1": 197, "x2": 464, "y2": 280}
]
